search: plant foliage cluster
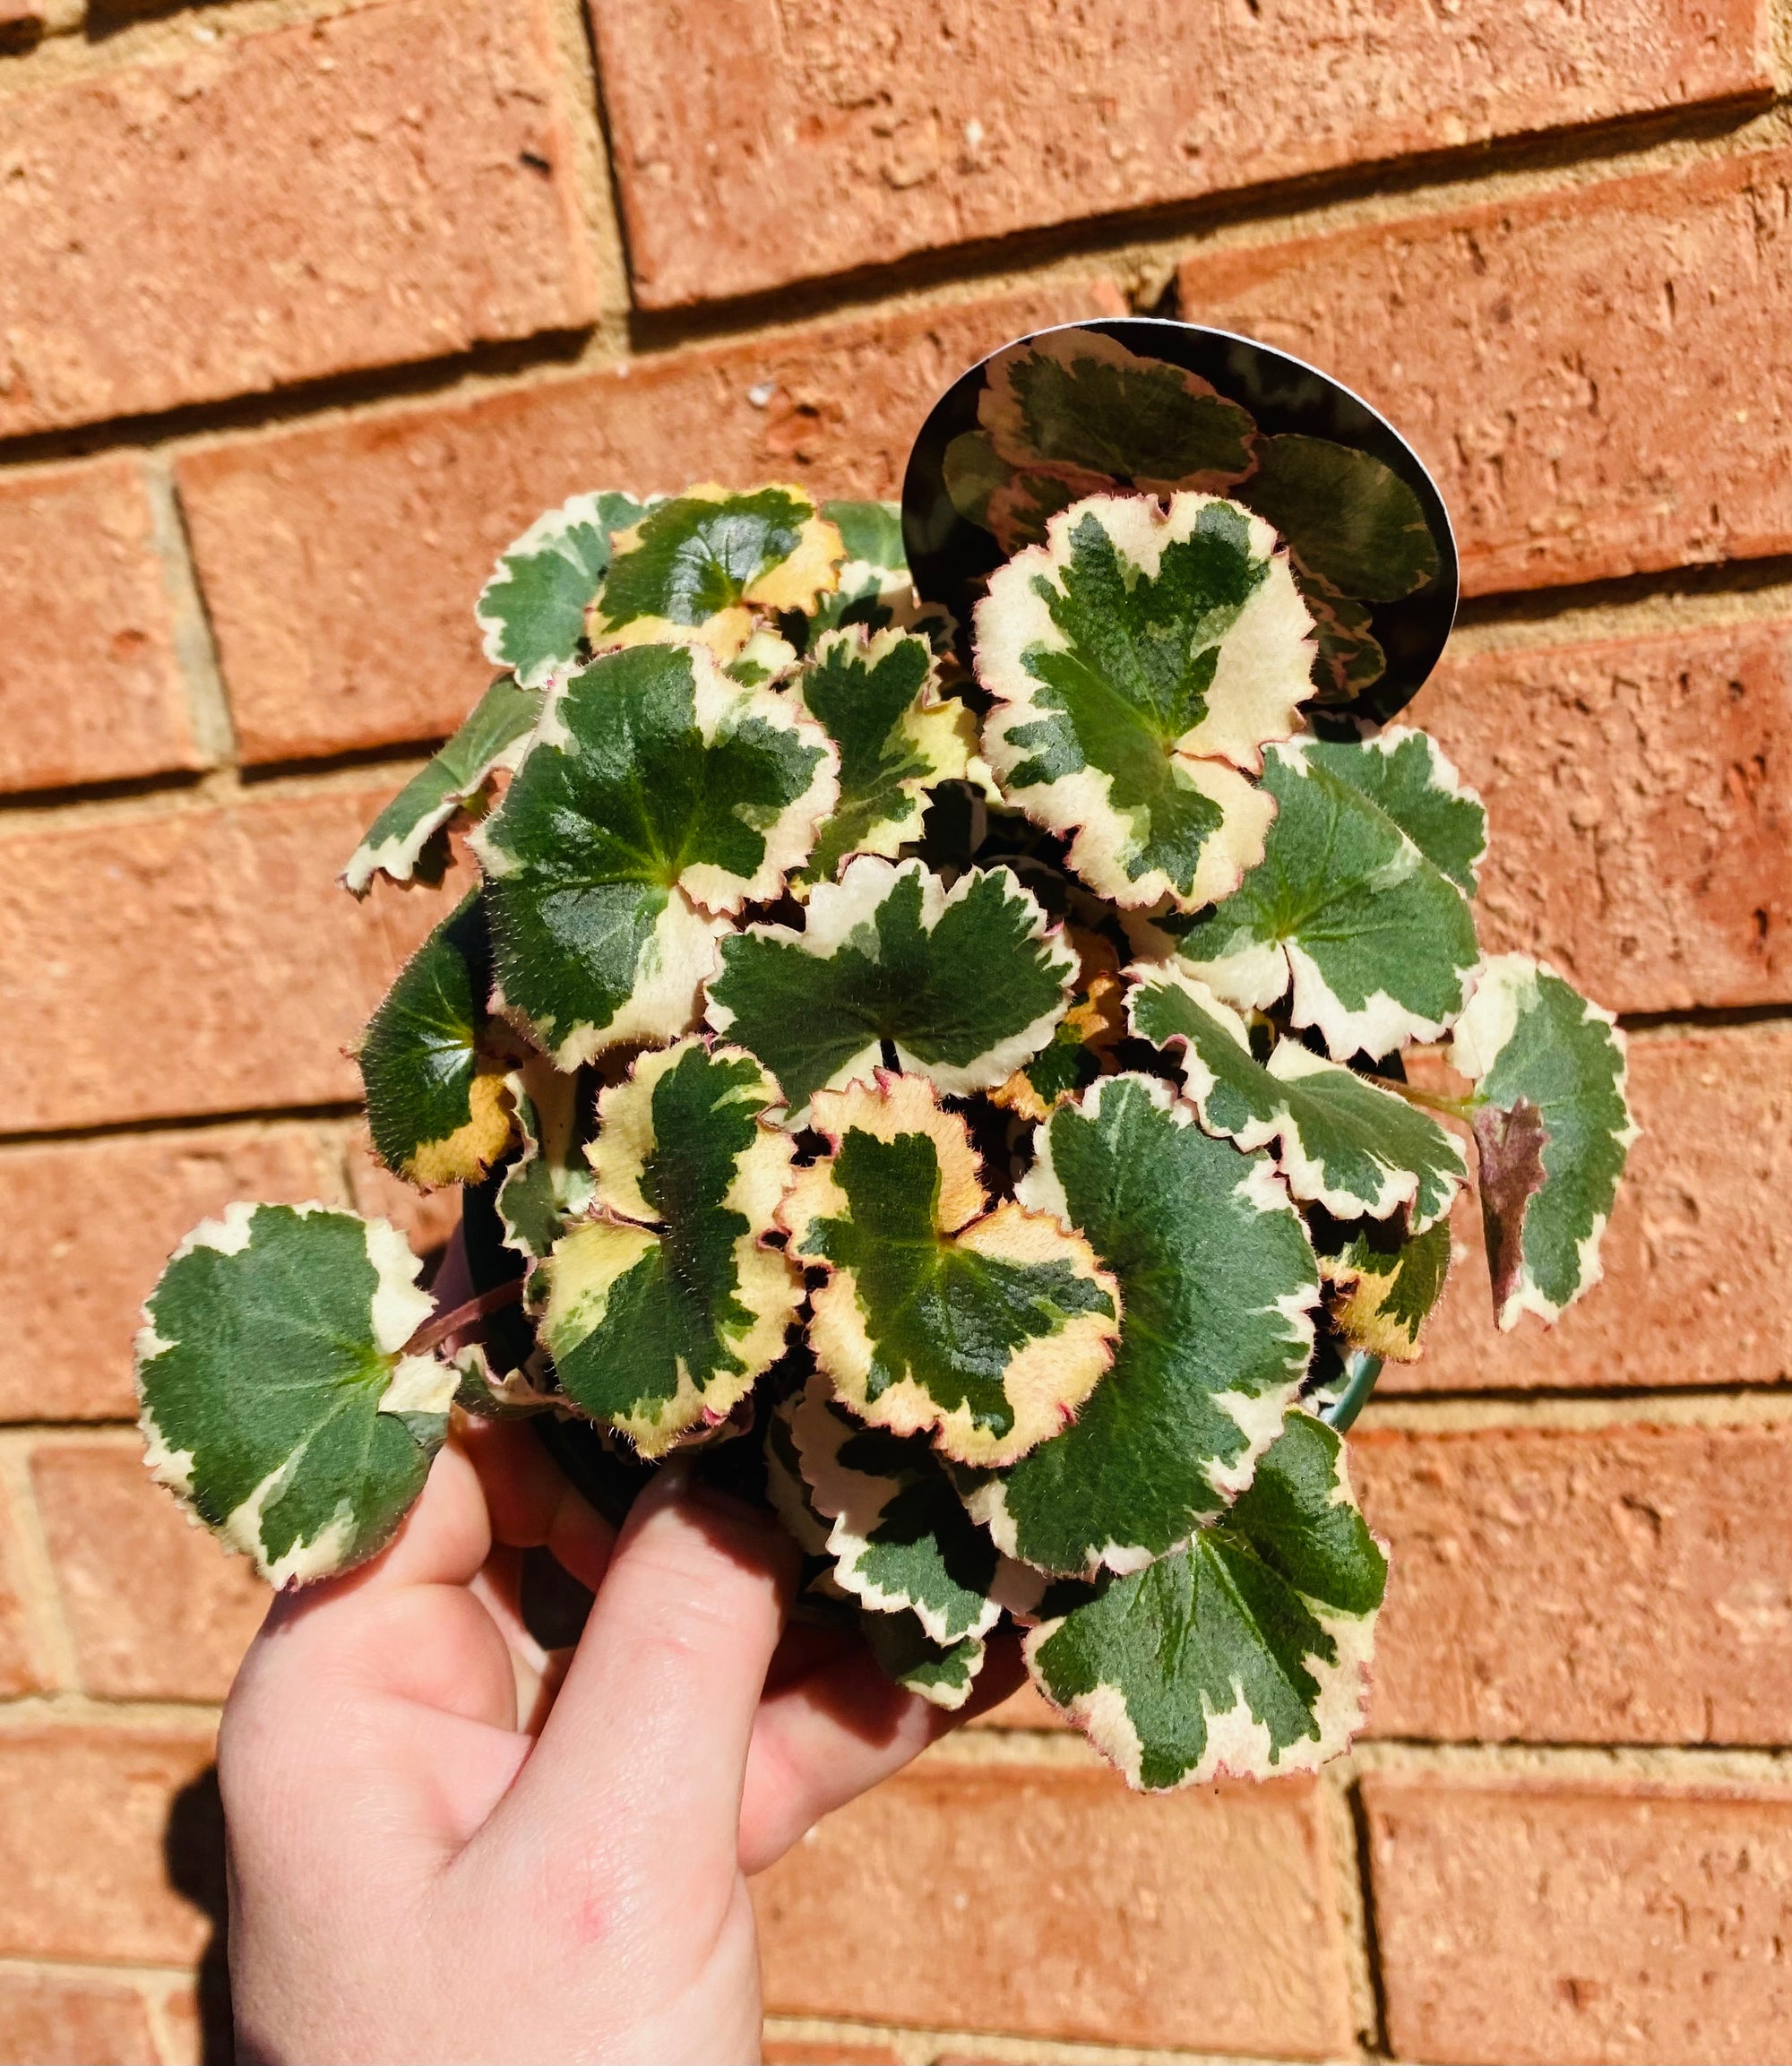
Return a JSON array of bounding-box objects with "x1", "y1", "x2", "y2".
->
[{"x1": 137, "y1": 335, "x2": 1635, "y2": 1791}]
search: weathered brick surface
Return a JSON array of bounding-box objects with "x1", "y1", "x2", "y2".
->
[
  {"x1": 177, "y1": 281, "x2": 1123, "y2": 762},
  {"x1": 0, "y1": 0, "x2": 598, "y2": 439},
  {"x1": 1387, "y1": 1022, "x2": 1792, "y2": 1392},
  {"x1": 1357, "y1": 1423, "x2": 1792, "y2": 1744},
  {"x1": 346, "y1": 1123, "x2": 464, "y2": 1261},
  {"x1": 1177, "y1": 149, "x2": 1792, "y2": 597},
  {"x1": 0, "y1": 1967, "x2": 162, "y2": 2066},
  {"x1": 0, "y1": 458, "x2": 202, "y2": 797},
  {"x1": 754, "y1": 1758, "x2": 1352, "y2": 2059},
  {"x1": 0, "y1": 1123, "x2": 335, "y2": 1424},
  {"x1": 591, "y1": 0, "x2": 1769, "y2": 307},
  {"x1": 1414, "y1": 620, "x2": 1791, "y2": 1013},
  {"x1": 1364, "y1": 1772, "x2": 1792, "y2": 2065},
  {"x1": 0, "y1": 790, "x2": 444, "y2": 1134},
  {"x1": 32, "y1": 1442, "x2": 266, "y2": 1703},
  {"x1": 0, "y1": 1725, "x2": 219, "y2": 1964},
  {"x1": 0, "y1": 1482, "x2": 46, "y2": 1700}
]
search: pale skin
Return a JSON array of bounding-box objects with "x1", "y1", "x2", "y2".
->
[{"x1": 219, "y1": 1235, "x2": 1022, "y2": 2065}]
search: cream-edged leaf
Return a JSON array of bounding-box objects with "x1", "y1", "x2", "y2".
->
[
  {"x1": 1320, "y1": 1218, "x2": 1452, "y2": 1363},
  {"x1": 782, "y1": 1075, "x2": 1119, "y2": 1467},
  {"x1": 1311, "y1": 726, "x2": 1486, "y2": 896},
  {"x1": 538, "y1": 1038, "x2": 800, "y2": 1455},
  {"x1": 477, "y1": 490, "x2": 650, "y2": 688},
  {"x1": 1450, "y1": 954, "x2": 1637, "y2": 1330},
  {"x1": 806, "y1": 498, "x2": 955, "y2": 651},
  {"x1": 969, "y1": 1073, "x2": 1318, "y2": 1578},
  {"x1": 135, "y1": 1204, "x2": 449, "y2": 1586},
  {"x1": 1128, "y1": 963, "x2": 1468, "y2": 1233},
  {"x1": 1026, "y1": 1411, "x2": 1384, "y2": 1790},
  {"x1": 705, "y1": 856, "x2": 1076, "y2": 1125},
  {"x1": 472, "y1": 641, "x2": 837, "y2": 1067},
  {"x1": 495, "y1": 1055, "x2": 596, "y2": 1265},
  {"x1": 859, "y1": 1607, "x2": 986, "y2": 1710}
]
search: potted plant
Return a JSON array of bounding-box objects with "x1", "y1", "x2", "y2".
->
[{"x1": 136, "y1": 331, "x2": 1633, "y2": 1793}]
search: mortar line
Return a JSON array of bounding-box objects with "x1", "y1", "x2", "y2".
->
[
  {"x1": 142, "y1": 452, "x2": 238, "y2": 772},
  {"x1": 1318, "y1": 1766, "x2": 1383, "y2": 2060},
  {"x1": 0, "y1": 1102, "x2": 366, "y2": 1152},
  {"x1": 0, "y1": 1442, "x2": 82, "y2": 1693}
]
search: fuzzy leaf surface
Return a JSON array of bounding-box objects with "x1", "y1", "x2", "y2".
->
[
  {"x1": 969, "y1": 1074, "x2": 1317, "y2": 1577},
  {"x1": 793, "y1": 627, "x2": 975, "y2": 888},
  {"x1": 539, "y1": 1038, "x2": 800, "y2": 1455},
  {"x1": 707, "y1": 856, "x2": 1074, "y2": 1123},
  {"x1": 136, "y1": 1204, "x2": 449, "y2": 1586},
  {"x1": 784, "y1": 1076, "x2": 1118, "y2": 1466},
  {"x1": 1128, "y1": 965, "x2": 1467, "y2": 1232},
  {"x1": 477, "y1": 491, "x2": 650, "y2": 688},
  {"x1": 473, "y1": 641, "x2": 835, "y2": 1066},
  {"x1": 1167, "y1": 737, "x2": 1480, "y2": 1059},
  {"x1": 976, "y1": 495, "x2": 1311, "y2": 910},
  {"x1": 1451, "y1": 954, "x2": 1636, "y2": 1328},
  {"x1": 1026, "y1": 1411, "x2": 1384, "y2": 1789},
  {"x1": 343, "y1": 676, "x2": 545, "y2": 894},
  {"x1": 1321, "y1": 1218, "x2": 1452, "y2": 1362},
  {"x1": 859, "y1": 1607, "x2": 986, "y2": 1709},
  {"x1": 1237, "y1": 435, "x2": 1438, "y2": 601},
  {"x1": 358, "y1": 891, "x2": 513, "y2": 1190},
  {"x1": 1305, "y1": 727, "x2": 1486, "y2": 895}
]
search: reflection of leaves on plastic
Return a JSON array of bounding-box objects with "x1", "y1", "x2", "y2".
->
[{"x1": 1238, "y1": 435, "x2": 1438, "y2": 602}]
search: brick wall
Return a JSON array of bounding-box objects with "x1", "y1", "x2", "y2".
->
[{"x1": 1, "y1": 0, "x2": 1788, "y2": 2059}]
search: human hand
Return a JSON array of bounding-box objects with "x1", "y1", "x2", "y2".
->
[{"x1": 219, "y1": 1251, "x2": 1021, "y2": 2064}]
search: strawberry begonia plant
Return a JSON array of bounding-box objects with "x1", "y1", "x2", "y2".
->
[{"x1": 137, "y1": 339, "x2": 1635, "y2": 1793}]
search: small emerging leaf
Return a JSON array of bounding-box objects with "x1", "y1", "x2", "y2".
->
[
  {"x1": 1321, "y1": 1218, "x2": 1452, "y2": 1362},
  {"x1": 477, "y1": 490, "x2": 650, "y2": 688},
  {"x1": 706, "y1": 856, "x2": 1076, "y2": 1125},
  {"x1": 1128, "y1": 964, "x2": 1468, "y2": 1233},
  {"x1": 1450, "y1": 954, "x2": 1637, "y2": 1328},
  {"x1": 473, "y1": 641, "x2": 837, "y2": 1067},
  {"x1": 976, "y1": 494, "x2": 1312, "y2": 910},
  {"x1": 495, "y1": 1056, "x2": 596, "y2": 1265},
  {"x1": 1026, "y1": 1412, "x2": 1385, "y2": 1790},
  {"x1": 1238, "y1": 435, "x2": 1438, "y2": 602},
  {"x1": 782, "y1": 1074, "x2": 1119, "y2": 1467},
  {"x1": 968, "y1": 1074, "x2": 1318, "y2": 1577},
  {"x1": 343, "y1": 676, "x2": 544, "y2": 895},
  {"x1": 136, "y1": 1204, "x2": 451, "y2": 1586},
  {"x1": 538, "y1": 1037, "x2": 800, "y2": 1456},
  {"x1": 992, "y1": 931, "x2": 1125, "y2": 1121},
  {"x1": 358, "y1": 891, "x2": 515, "y2": 1190}
]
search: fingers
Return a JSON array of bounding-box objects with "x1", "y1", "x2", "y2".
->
[
  {"x1": 481, "y1": 1464, "x2": 798, "y2": 1880},
  {"x1": 737, "y1": 1629, "x2": 1027, "y2": 1874},
  {"x1": 459, "y1": 1416, "x2": 616, "y2": 1595}
]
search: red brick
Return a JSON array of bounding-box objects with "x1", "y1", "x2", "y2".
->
[
  {"x1": 32, "y1": 1442, "x2": 266, "y2": 1703},
  {"x1": 345, "y1": 1121, "x2": 463, "y2": 1261},
  {"x1": 1364, "y1": 1771, "x2": 1792, "y2": 2065},
  {"x1": 0, "y1": 459, "x2": 201, "y2": 796},
  {"x1": 1177, "y1": 148, "x2": 1792, "y2": 597},
  {"x1": 0, "y1": 1123, "x2": 336, "y2": 1423},
  {"x1": 1357, "y1": 1423, "x2": 1792, "y2": 1744},
  {"x1": 0, "y1": 1724, "x2": 218, "y2": 1964},
  {"x1": 1387, "y1": 1023, "x2": 1792, "y2": 1393},
  {"x1": 1414, "y1": 620, "x2": 1791, "y2": 1013},
  {"x1": 0, "y1": 1967, "x2": 161, "y2": 2066},
  {"x1": 0, "y1": 788, "x2": 444, "y2": 1133},
  {"x1": 0, "y1": 1482, "x2": 47, "y2": 1700},
  {"x1": 761, "y1": 2038, "x2": 901, "y2": 2066},
  {"x1": 590, "y1": 0, "x2": 1769, "y2": 308},
  {"x1": 754, "y1": 1759, "x2": 1352, "y2": 2058},
  {"x1": 0, "y1": 0, "x2": 598, "y2": 438},
  {"x1": 175, "y1": 280, "x2": 1124, "y2": 762}
]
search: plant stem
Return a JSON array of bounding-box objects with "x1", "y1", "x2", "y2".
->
[
  {"x1": 403, "y1": 1279, "x2": 523, "y2": 1360},
  {"x1": 1365, "y1": 1074, "x2": 1481, "y2": 1123}
]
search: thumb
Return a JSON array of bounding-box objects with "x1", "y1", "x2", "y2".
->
[{"x1": 482, "y1": 1461, "x2": 798, "y2": 1875}]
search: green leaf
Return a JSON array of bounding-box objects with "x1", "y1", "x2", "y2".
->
[
  {"x1": 1305, "y1": 726, "x2": 1486, "y2": 896},
  {"x1": 136, "y1": 1204, "x2": 451, "y2": 1586},
  {"x1": 1025, "y1": 1411, "x2": 1385, "y2": 1789},
  {"x1": 1450, "y1": 954, "x2": 1637, "y2": 1328},
  {"x1": 792, "y1": 627, "x2": 976, "y2": 889},
  {"x1": 495, "y1": 1056, "x2": 596, "y2": 1265},
  {"x1": 969, "y1": 1073, "x2": 1318, "y2": 1577},
  {"x1": 472, "y1": 641, "x2": 837, "y2": 1067},
  {"x1": 1320, "y1": 1218, "x2": 1452, "y2": 1362},
  {"x1": 538, "y1": 1037, "x2": 801, "y2": 1455},
  {"x1": 785, "y1": 1368, "x2": 1016, "y2": 1643},
  {"x1": 782, "y1": 1075, "x2": 1119, "y2": 1467},
  {"x1": 476, "y1": 491, "x2": 650, "y2": 688},
  {"x1": 589, "y1": 484, "x2": 843, "y2": 660},
  {"x1": 706, "y1": 856, "x2": 1076, "y2": 1125},
  {"x1": 1237, "y1": 435, "x2": 1439, "y2": 602},
  {"x1": 343, "y1": 676, "x2": 545, "y2": 895},
  {"x1": 859, "y1": 1607, "x2": 986, "y2": 1711},
  {"x1": 980, "y1": 331, "x2": 1257, "y2": 494},
  {"x1": 820, "y1": 498, "x2": 906, "y2": 572},
  {"x1": 1128, "y1": 964, "x2": 1468, "y2": 1233},
  {"x1": 358, "y1": 891, "x2": 515, "y2": 1189},
  {"x1": 1166, "y1": 736, "x2": 1481, "y2": 1059},
  {"x1": 975, "y1": 495, "x2": 1312, "y2": 909}
]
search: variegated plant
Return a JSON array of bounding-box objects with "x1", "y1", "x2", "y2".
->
[{"x1": 137, "y1": 465, "x2": 1634, "y2": 1795}]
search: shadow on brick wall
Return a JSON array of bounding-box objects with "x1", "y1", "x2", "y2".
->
[{"x1": 167, "y1": 1768, "x2": 234, "y2": 2066}]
